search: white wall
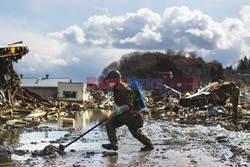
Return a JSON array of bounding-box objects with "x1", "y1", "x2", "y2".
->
[
  {"x1": 58, "y1": 82, "x2": 85, "y2": 101},
  {"x1": 82, "y1": 83, "x2": 91, "y2": 101}
]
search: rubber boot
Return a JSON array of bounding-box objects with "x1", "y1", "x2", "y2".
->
[
  {"x1": 102, "y1": 143, "x2": 118, "y2": 151},
  {"x1": 140, "y1": 144, "x2": 154, "y2": 151}
]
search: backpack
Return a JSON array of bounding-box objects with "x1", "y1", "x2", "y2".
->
[
  {"x1": 129, "y1": 80, "x2": 146, "y2": 110},
  {"x1": 129, "y1": 82, "x2": 145, "y2": 129},
  {"x1": 130, "y1": 87, "x2": 142, "y2": 110}
]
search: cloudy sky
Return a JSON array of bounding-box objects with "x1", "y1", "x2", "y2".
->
[{"x1": 0, "y1": 0, "x2": 250, "y2": 82}]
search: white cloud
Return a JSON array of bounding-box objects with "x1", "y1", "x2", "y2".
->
[
  {"x1": 1, "y1": 5, "x2": 250, "y2": 80},
  {"x1": 158, "y1": 6, "x2": 228, "y2": 50},
  {"x1": 48, "y1": 25, "x2": 85, "y2": 44},
  {"x1": 93, "y1": 6, "x2": 110, "y2": 15},
  {"x1": 82, "y1": 6, "x2": 228, "y2": 50},
  {"x1": 80, "y1": 6, "x2": 250, "y2": 66},
  {"x1": 120, "y1": 26, "x2": 162, "y2": 45},
  {"x1": 0, "y1": 31, "x2": 67, "y2": 68},
  {"x1": 240, "y1": 5, "x2": 250, "y2": 23},
  {"x1": 72, "y1": 57, "x2": 81, "y2": 63},
  {"x1": 84, "y1": 8, "x2": 161, "y2": 48}
]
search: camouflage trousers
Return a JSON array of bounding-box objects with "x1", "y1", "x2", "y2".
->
[{"x1": 105, "y1": 110, "x2": 152, "y2": 146}]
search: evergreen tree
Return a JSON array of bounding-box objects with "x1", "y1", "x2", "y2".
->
[
  {"x1": 99, "y1": 61, "x2": 119, "y2": 79},
  {"x1": 166, "y1": 49, "x2": 175, "y2": 57},
  {"x1": 244, "y1": 56, "x2": 248, "y2": 71},
  {"x1": 237, "y1": 56, "x2": 248, "y2": 72},
  {"x1": 189, "y1": 51, "x2": 197, "y2": 59},
  {"x1": 226, "y1": 65, "x2": 233, "y2": 70},
  {"x1": 248, "y1": 58, "x2": 250, "y2": 72},
  {"x1": 210, "y1": 66, "x2": 217, "y2": 82},
  {"x1": 154, "y1": 58, "x2": 174, "y2": 72},
  {"x1": 216, "y1": 63, "x2": 224, "y2": 80},
  {"x1": 210, "y1": 60, "x2": 224, "y2": 82}
]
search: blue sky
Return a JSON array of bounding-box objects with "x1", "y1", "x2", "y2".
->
[{"x1": 1, "y1": 0, "x2": 250, "y2": 82}]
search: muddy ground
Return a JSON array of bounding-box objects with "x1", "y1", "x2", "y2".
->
[{"x1": 0, "y1": 110, "x2": 250, "y2": 167}]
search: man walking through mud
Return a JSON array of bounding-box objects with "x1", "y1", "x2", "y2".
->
[{"x1": 102, "y1": 70, "x2": 154, "y2": 151}]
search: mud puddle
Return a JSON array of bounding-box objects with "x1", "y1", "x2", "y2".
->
[{"x1": 1, "y1": 110, "x2": 250, "y2": 167}]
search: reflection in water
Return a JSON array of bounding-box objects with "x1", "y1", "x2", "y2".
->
[
  {"x1": 59, "y1": 109, "x2": 151, "y2": 130},
  {"x1": 58, "y1": 110, "x2": 111, "y2": 129},
  {"x1": 0, "y1": 153, "x2": 11, "y2": 165},
  {"x1": 0, "y1": 109, "x2": 151, "y2": 165},
  {"x1": 107, "y1": 153, "x2": 118, "y2": 167},
  {"x1": 75, "y1": 110, "x2": 93, "y2": 129},
  {"x1": 0, "y1": 127, "x2": 20, "y2": 145},
  {"x1": 75, "y1": 110, "x2": 110, "y2": 129},
  {"x1": 0, "y1": 125, "x2": 21, "y2": 166},
  {"x1": 45, "y1": 130, "x2": 48, "y2": 138}
]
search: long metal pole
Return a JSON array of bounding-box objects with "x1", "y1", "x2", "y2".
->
[{"x1": 64, "y1": 118, "x2": 109, "y2": 148}]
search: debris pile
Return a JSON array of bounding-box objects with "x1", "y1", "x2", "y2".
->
[
  {"x1": 0, "y1": 43, "x2": 113, "y2": 129},
  {"x1": 32, "y1": 144, "x2": 62, "y2": 158},
  {"x1": 0, "y1": 42, "x2": 29, "y2": 107},
  {"x1": 146, "y1": 81, "x2": 250, "y2": 131},
  {"x1": 0, "y1": 43, "x2": 60, "y2": 128},
  {"x1": 0, "y1": 43, "x2": 249, "y2": 132}
]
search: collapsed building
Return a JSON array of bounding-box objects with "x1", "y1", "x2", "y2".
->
[
  {"x1": 0, "y1": 42, "x2": 29, "y2": 106},
  {"x1": 0, "y1": 43, "x2": 113, "y2": 128},
  {"x1": 0, "y1": 42, "x2": 60, "y2": 127},
  {"x1": 179, "y1": 81, "x2": 240, "y2": 122}
]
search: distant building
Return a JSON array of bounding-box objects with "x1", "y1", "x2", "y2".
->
[
  {"x1": 156, "y1": 71, "x2": 173, "y2": 81},
  {"x1": 57, "y1": 82, "x2": 91, "y2": 102},
  {"x1": 156, "y1": 71, "x2": 199, "y2": 93},
  {"x1": 167, "y1": 77, "x2": 199, "y2": 93},
  {"x1": 20, "y1": 74, "x2": 71, "y2": 99}
]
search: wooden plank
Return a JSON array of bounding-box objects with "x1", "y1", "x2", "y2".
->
[{"x1": 12, "y1": 109, "x2": 32, "y2": 114}]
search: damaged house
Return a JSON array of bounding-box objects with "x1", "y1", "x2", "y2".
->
[
  {"x1": 20, "y1": 75, "x2": 71, "y2": 99},
  {"x1": 57, "y1": 82, "x2": 91, "y2": 102}
]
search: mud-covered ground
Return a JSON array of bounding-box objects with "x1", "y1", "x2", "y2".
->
[{"x1": 0, "y1": 110, "x2": 250, "y2": 167}]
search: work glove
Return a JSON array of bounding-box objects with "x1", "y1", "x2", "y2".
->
[
  {"x1": 113, "y1": 105, "x2": 130, "y2": 116},
  {"x1": 113, "y1": 106, "x2": 121, "y2": 116}
]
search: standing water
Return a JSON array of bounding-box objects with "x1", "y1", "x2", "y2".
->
[{"x1": 0, "y1": 109, "x2": 250, "y2": 166}]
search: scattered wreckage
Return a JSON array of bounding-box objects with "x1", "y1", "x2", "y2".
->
[
  {"x1": 0, "y1": 42, "x2": 249, "y2": 131},
  {"x1": 0, "y1": 42, "x2": 113, "y2": 128},
  {"x1": 145, "y1": 81, "x2": 250, "y2": 131},
  {"x1": 0, "y1": 42, "x2": 54, "y2": 127},
  {"x1": 179, "y1": 81, "x2": 240, "y2": 123}
]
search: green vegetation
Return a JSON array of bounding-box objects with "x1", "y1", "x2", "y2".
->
[
  {"x1": 237, "y1": 56, "x2": 250, "y2": 73},
  {"x1": 100, "y1": 50, "x2": 249, "y2": 87}
]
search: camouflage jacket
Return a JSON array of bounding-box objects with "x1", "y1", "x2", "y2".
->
[{"x1": 113, "y1": 82, "x2": 134, "y2": 109}]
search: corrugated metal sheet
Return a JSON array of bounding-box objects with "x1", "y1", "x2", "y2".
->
[{"x1": 20, "y1": 78, "x2": 71, "y2": 87}]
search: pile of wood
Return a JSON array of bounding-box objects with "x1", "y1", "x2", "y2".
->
[
  {"x1": 0, "y1": 42, "x2": 115, "y2": 128},
  {"x1": 0, "y1": 42, "x2": 58, "y2": 127},
  {"x1": 0, "y1": 42, "x2": 29, "y2": 106}
]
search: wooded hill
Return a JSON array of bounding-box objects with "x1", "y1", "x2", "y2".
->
[{"x1": 100, "y1": 50, "x2": 248, "y2": 88}]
